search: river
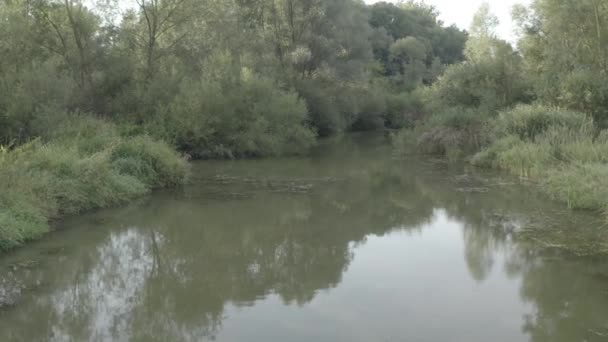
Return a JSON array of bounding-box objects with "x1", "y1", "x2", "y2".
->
[{"x1": 0, "y1": 133, "x2": 607, "y2": 342}]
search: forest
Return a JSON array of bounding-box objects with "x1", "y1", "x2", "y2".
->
[{"x1": 0, "y1": 0, "x2": 607, "y2": 250}]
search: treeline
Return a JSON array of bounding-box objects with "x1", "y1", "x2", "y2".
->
[
  {"x1": 0, "y1": 0, "x2": 466, "y2": 155},
  {"x1": 394, "y1": 0, "x2": 608, "y2": 216},
  {"x1": 0, "y1": 0, "x2": 467, "y2": 249}
]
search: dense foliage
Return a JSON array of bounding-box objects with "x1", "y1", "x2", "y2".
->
[
  {"x1": 3, "y1": 0, "x2": 608, "y2": 248},
  {"x1": 0, "y1": 0, "x2": 468, "y2": 250},
  {"x1": 0, "y1": 0, "x2": 465, "y2": 149},
  {"x1": 394, "y1": 0, "x2": 608, "y2": 217}
]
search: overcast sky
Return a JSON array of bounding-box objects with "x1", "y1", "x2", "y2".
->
[{"x1": 364, "y1": 0, "x2": 531, "y2": 41}]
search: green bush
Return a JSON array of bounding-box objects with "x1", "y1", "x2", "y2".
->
[
  {"x1": 149, "y1": 75, "x2": 316, "y2": 158},
  {"x1": 45, "y1": 112, "x2": 122, "y2": 154},
  {"x1": 24, "y1": 145, "x2": 148, "y2": 215},
  {"x1": 111, "y1": 135, "x2": 188, "y2": 187},
  {"x1": 295, "y1": 78, "x2": 351, "y2": 136},
  {"x1": 384, "y1": 91, "x2": 424, "y2": 129},
  {"x1": 0, "y1": 114, "x2": 187, "y2": 251},
  {"x1": 350, "y1": 87, "x2": 387, "y2": 131},
  {"x1": 427, "y1": 55, "x2": 530, "y2": 114}
]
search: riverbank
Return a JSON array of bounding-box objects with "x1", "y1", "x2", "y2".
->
[
  {"x1": 393, "y1": 105, "x2": 608, "y2": 218},
  {"x1": 1, "y1": 133, "x2": 607, "y2": 341},
  {"x1": 0, "y1": 115, "x2": 188, "y2": 251}
]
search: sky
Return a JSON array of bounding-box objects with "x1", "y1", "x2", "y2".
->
[{"x1": 364, "y1": 0, "x2": 531, "y2": 42}]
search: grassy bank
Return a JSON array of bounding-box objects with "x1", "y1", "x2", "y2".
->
[
  {"x1": 394, "y1": 104, "x2": 608, "y2": 216},
  {"x1": 0, "y1": 115, "x2": 188, "y2": 251},
  {"x1": 472, "y1": 105, "x2": 608, "y2": 212}
]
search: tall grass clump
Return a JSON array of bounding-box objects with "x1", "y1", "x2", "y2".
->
[
  {"x1": 398, "y1": 102, "x2": 608, "y2": 215},
  {"x1": 473, "y1": 105, "x2": 597, "y2": 170},
  {"x1": 493, "y1": 105, "x2": 590, "y2": 141},
  {"x1": 493, "y1": 140, "x2": 554, "y2": 178},
  {"x1": 470, "y1": 104, "x2": 608, "y2": 214},
  {"x1": 0, "y1": 114, "x2": 187, "y2": 251},
  {"x1": 542, "y1": 164, "x2": 608, "y2": 210}
]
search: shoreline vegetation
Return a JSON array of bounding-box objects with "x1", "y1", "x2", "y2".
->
[
  {"x1": 1, "y1": 0, "x2": 607, "y2": 251},
  {"x1": 392, "y1": 1, "x2": 608, "y2": 219},
  {"x1": 0, "y1": 115, "x2": 188, "y2": 250},
  {"x1": 394, "y1": 105, "x2": 608, "y2": 213}
]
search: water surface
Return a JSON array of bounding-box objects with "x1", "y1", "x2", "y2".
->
[{"x1": 1, "y1": 133, "x2": 608, "y2": 342}]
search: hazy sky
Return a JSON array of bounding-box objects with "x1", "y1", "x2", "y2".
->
[{"x1": 364, "y1": 0, "x2": 531, "y2": 41}]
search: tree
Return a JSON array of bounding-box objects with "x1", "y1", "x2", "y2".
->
[
  {"x1": 428, "y1": 3, "x2": 531, "y2": 113},
  {"x1": 31, "y1": 0, "x2": 100, "y2": 90},
  {"x1": 389, "y1": 36, "x2": 427, "y2": 89},
  {"x1": 132, "y1": 0, "x2": 193, "y2": 81},
  {"x1": 368, "y1": 1, "x2": 467, "y2": 88},
  {"x1": 465, "y1": 2, "x2": 499, "y2": 63},
  {"x1": 514, "y1": 0, "x2": 608, "y2": 124}
]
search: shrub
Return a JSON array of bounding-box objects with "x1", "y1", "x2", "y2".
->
[
  {"x1": 350, "y1": 87, "x2": 387, "y2": 131},
  {"x1": 24, "y1": 145, "x2": 148, "y2": 214},
  {"x1": 384, "y1": 91, "x2": 425, "y2": 129},
  {"x1": 295, "y1": 78, "x2": 350, "y2": 136},
  {"x1": 0, "y1": 114, "x2": 187, "y2": 251},
  {"x1": 45, "y1": 113, "x2": 121, "y2": 154},
  {"x1": 111, "y1": 135, "x2": 188, "y2": 187},
  {"x1": 427, "y1": 56, "x2": 531, "y2": 114},
  {"x1": 149, "y1": 75, "x2": 316, "y2": 158}
]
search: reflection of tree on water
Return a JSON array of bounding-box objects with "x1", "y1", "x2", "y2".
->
[
  {"x1": 0, "y1": 150, "x2": 433, "y2": 341},
  {"x1": 0, "y1": 134, "x2": 607, "y2": 341},
  {"x1": 49, "y1": 230, "x2": 155, "y2": 341},
  {"x1": 519, "y1": 257, "x2": 608, "y2": 342},
  {"x1": 406, "y1": 159, "x2": 608, "y2": 341}
]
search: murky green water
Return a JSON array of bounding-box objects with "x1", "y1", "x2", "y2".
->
[{"x1": 1, "y1": 133, "x2": 608, "y2": 342}]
